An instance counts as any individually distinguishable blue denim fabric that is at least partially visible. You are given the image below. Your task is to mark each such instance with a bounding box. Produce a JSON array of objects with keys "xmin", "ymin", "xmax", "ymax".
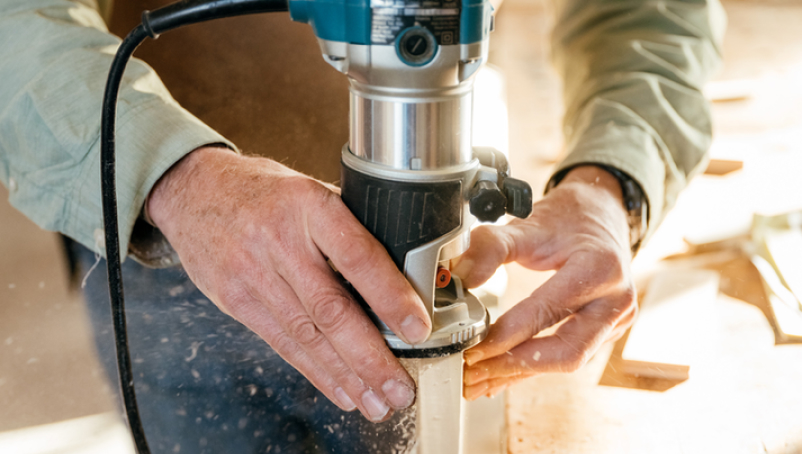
[{"xmin": 71, "ymin": 241, "xmax": 413, "ymax": 454}]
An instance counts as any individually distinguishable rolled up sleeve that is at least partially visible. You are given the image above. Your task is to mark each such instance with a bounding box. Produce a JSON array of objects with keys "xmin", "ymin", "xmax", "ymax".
[{"xmin": 549, "ymin": 0, "xmax": 726, "ymax": 240}]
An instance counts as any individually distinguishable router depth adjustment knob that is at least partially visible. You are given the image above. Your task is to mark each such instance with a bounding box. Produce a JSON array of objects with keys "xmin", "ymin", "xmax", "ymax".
[
  {"xmin": 469, "ymin": 178, "xmax": 534, "ymax": 222},
  {"xmin": 396, "ymin": 27, "xmax": 437, "ymax": 66},
  {"xmin": 469, "ymin": 181, "xmax": 507, "ymax": 223}
]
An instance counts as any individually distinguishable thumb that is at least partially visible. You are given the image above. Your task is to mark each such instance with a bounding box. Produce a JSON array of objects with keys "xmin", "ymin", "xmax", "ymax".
[{"xmin": 451, "ymin": 225, "xmax": 515, "ymax": 288}]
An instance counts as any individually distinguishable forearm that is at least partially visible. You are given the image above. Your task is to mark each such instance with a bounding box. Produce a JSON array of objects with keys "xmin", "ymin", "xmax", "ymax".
[
  {"xmin": 0, "ymin": 0, "xmax": 234, "ymax": 261},
  {"xmin": 550, "ymin": 0, "xmax": 726, "ymax": 240}
]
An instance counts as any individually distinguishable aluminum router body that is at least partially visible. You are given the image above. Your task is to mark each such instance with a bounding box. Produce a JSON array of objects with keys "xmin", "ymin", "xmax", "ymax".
[{"xmin": 349, "ymin": 83, "xmax": 474, "ymax": 170}]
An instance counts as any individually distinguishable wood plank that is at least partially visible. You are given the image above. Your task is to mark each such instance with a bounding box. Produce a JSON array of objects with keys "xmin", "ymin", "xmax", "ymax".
[{"xmin": 620, "ymin": 269, "xmax": 720, "ymax": 379}]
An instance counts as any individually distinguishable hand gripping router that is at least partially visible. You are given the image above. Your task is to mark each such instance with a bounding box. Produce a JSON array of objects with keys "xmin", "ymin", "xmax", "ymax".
[{"xmin": 100, "ymin": 0, "xmax": 531, "ymax": 452}]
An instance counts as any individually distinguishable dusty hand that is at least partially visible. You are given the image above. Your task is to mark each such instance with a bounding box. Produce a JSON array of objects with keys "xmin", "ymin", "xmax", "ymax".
[
  {"xmin": 147, "ymin": 147, "xmax": 432, "ymax": 422},
  {"xmin": 457, "ymin": 166, "xmax": 638, "ymax": 400}
]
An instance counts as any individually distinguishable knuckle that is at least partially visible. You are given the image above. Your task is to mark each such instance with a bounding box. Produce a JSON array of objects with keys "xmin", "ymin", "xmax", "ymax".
[
  {"xmin": 240, "ymin": 220, "xmax": 261, "ymax": 244},
  {"xmin": 220, "ymin": 246, "xmax": 250, "ymax": 272},
  {"xmin": 286, "ymin": 314, "xmax": 321, "ymax": 347},
  {"xmin": 471, "ymin": 225, "xmax": 499, "ymax": 250},
  {"xmin": 575, "ymin": 246, "xmax": 626, "ymax": 294},
  {"xmin": 309, "ymin": 290, "xmax": 352, "ymax": 331},
  {"xmin": 496, "ymin": 228, "xmax": 519, "ymax": 262},
  {"xmin": 336, "ymin": 235, "xmax": 383, "ymax": 276},
  {"xmin": 317, "ymin": 184, "xmax": 342, "ymax": 204},
  {"xmin": 315, "ymin": 202, "xmax": 391, "ymax": 279},
  {"xmin": 215, "ymin": 285, "xmax": 247, "ymax": 311},
  {"xmin": 618, "ymin": 293, "xmax": 638, "ymax": 328},
  {"xmin": 261, "ymin": 225, "xmax": 293, "ymax": 258},
  {"xmin": 327, "ymin": 359, "xmax": 356, "ymax": 381},
  {"xmin": 211, "ymin": 283, "xmax": 262, "ymax": 321},
  {"xmin": 605, "ymin": 283, "xmax": 637, "ymax": 321},
  {"xmin": 309, "ymin": 181, "xmax": 345, "ymax": 216},
  {"xmin": 471, "ymin": 224, "xmax": 494, "ymax": 240},
  {"xmin": 509, "ymin": 357, "xmax": 533, "ymax": 376},
  {"xmin": 562, "ymin": 347, "xmax": 591, "ymax": 373},
  {"xmin": 474, "ymin": 225, "xmax": 517, "ymax": 263},
  {"xmin": 531, "ymin": 302, "xmax": 563, "ymax": 332},
  {"xmin": 271, "ymin": 330, "xmax": 300, "ymax": 355},
  {"xmin": 608, "ymin": 326, "xmax": 627, "ymax": 343},
  {"xmin": 629, "ymin": 298, "xmax": 639, "ymax": 320},
  {"xmin": 619, "ymin": 285, "xmax": 637, "ymax": 308},
  {"xmin": 597, "ymin": 248, "xmax": 625, "ymax": 283},
  {"xmin": 354, "ymin": 339, "xmax": 397, "ymax": 376}
]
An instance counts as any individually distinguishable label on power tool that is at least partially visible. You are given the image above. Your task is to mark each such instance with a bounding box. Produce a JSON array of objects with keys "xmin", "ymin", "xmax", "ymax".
[{"xmin": 371, "ymin": 0, "xmax": 460, "ymax": 46}]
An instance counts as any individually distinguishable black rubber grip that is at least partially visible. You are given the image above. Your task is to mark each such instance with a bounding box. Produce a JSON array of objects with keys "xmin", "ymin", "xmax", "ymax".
[{"xmin": 341, "ymin": 162, "xmax": 462, "ymax": 269}]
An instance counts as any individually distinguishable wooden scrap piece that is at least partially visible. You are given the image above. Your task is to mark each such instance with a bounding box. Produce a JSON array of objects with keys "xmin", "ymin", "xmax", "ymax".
[
  {"xmin": 750, "ymin": 213, "xmax": 802, "ymax": 342},
  {"xmin": 752, "ymin": 255, "xmax": 802, "ymax": 342},
  {"xmin": 703, "ymin": 79, "xmax": 755, "ymax": 102},
  {"xmin": 764, "ymin": 228, "xmax": 802, "ymax": 309},
  {"xmin": 703, "ymin": 159, "xmax": 744, "ymax": 176},
  {"xmin": 620, "ymin": 269, "xmax": 721, "ymax": 380}
]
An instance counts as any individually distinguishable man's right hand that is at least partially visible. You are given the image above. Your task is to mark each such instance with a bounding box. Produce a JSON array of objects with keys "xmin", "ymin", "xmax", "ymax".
[{"xmin": 146, "ymin": 146, "xmax": 432, "ymax": 422}]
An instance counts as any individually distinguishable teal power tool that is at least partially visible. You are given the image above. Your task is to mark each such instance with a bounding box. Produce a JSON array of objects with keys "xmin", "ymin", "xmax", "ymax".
[{"xmin": 101, "ymin": 1, "xmax": 532, "ymax": 452}]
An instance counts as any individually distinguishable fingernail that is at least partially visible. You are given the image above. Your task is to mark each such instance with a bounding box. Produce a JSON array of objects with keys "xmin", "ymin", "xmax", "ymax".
[
  {"xmin": 451, "ymin": 259, "xmax": 474, "ymax": 279},
  {"xmin": 334, "ymin": 387, "xmax": 356, "ymax": 411},
  {"xmin": 464, "ymin": 350, "xmax": 484, "ymax": 366},
  {"xmin": 382, "ymin": 379, "xmax": 415, "ymax": 409},
  {"xmin": 401, "ymin": 315, "xmax": 430, "ymax": 345},
  {"xmin": 361, "ymin": 389, "xmax": 390, "ymax": 422}
]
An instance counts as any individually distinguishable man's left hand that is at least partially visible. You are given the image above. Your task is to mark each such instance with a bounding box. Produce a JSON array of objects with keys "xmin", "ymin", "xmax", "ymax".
[{"xmin": 457, "ymin": 165, "xmax": 639, "ymax": 400}]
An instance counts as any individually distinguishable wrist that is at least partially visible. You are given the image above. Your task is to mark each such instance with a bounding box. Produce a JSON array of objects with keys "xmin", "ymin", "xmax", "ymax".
[
  {"xmin": 146, "ymin": 146, "xmax": 236, "ymax": 231},
  {"xmin": 561, "ymin": 165, "xmax": 625, "ymax": 205},
  {"xmin": 563, "ymin": 165, "xmax": 629, "ymax": 236},
  {"xmin": 551, "ymin": 164, "xmax": 648, "ymax": 255}
]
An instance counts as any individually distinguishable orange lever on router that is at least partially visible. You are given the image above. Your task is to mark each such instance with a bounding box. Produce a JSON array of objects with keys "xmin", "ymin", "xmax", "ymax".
[{"xmin": 435, "ymin": 267, "xmax": 452, "ymax": 288}]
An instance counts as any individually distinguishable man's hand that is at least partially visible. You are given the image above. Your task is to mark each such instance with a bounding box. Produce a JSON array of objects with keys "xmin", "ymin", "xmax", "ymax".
[
  {"xmin": 457, "ymin": 166, "xmax": 638, "ymax": 400},
  {"xmin": 147, "ymin": 147, "xmax": 432, "ymax": 422}
]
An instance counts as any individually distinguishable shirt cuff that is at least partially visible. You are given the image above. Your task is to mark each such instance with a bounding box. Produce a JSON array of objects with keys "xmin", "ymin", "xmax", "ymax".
[
  {"xmin": 65, "ymin": 99, "xmax": 237, "ymax": 268},
  {"xmin": 549, "ymin": 106, "xmax": 668, "ymax": 244}
]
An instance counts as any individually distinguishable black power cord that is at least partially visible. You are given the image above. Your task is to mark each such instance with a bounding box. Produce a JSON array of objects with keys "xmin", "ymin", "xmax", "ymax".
[{"xmin": 100, "ymin": 1, "xmax": 288, "ymax": 453}]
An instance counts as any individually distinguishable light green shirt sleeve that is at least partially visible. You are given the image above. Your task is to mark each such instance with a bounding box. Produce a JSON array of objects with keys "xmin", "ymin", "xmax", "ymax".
[
  {"xmin": 0, "ymin": 0, "xmax": 235, "ymax": 265},
  {"xmin": 549, "ymin": 0, "xmax": 726, "ymax": 241}
]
